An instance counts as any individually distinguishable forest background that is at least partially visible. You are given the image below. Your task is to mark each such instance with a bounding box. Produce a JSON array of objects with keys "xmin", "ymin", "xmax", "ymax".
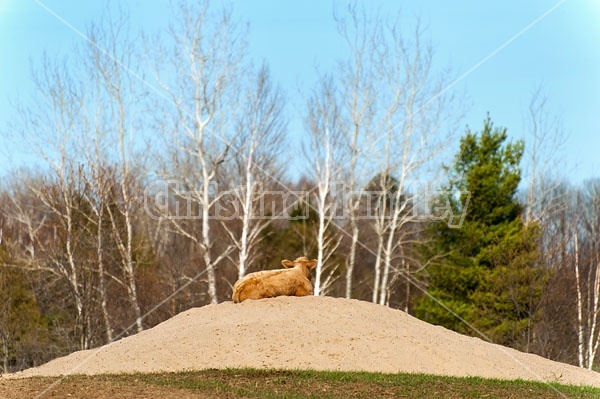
[{"xmin": 0, "ymin": 1, "xmax": 599, "ymax": 374}]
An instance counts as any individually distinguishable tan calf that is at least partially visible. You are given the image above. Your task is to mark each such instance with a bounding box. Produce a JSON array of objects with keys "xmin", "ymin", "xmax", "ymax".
[{"xmin": 232, "ymin": 256, "xmax": 317, "ymax": 303}]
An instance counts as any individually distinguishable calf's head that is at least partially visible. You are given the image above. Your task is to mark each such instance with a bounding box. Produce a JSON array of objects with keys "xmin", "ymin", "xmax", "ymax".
[{"xmin": 281, "ymin": 256, "xmax": 317, "ymax": 278}]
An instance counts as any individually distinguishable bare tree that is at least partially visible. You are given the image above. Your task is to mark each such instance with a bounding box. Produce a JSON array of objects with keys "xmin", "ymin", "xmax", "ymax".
[
  {"xmin": 4, "ymin": 7, "xmax": 153, "ymax": 347},
  {"xmin": 304, "ymin": 78, "xmax": 344, "ymax": 296},
  {"xmin": 373, "ymin": 24, "xmax": 451, "ymax": 305},
  {"xmin": 152, "ymin": 1, "xmax": 246, "ymax": 304},
  {"xmin": 31, "ymin": 173, "xmax": 95, "ymax": 350},
  {"xmin": 80, "ymin": 167, "xmax": 113, "ymax": 342},
  {"xmin": 308, "ymin": 7, "xmax": 459, "ymax": 305},
  {"xmin": 523, "ymin": 86, "xmax": 567, "ymax": 226},
  {"xmin": 519, "ymin": 90, "xmax": 571, "ymax": 362},
  {"xmin": 333, "ymin": 6, "xmax": 378, "ymax": 299},
  {"xmin": 223, "ymin": 65, "xmax": 286, "ymax": 280},
  {"xmin": 331, "ymin": 12, "xmax": 456, "ymax": 305},
  {"xmin": 85, "ymin": 15, "xmax": 148, "ymax": 333},
  {"xmin": 572, "ymin": 183, "xmax": 600, "ymax": 369},
  {"xmin": 7, "ymin": 54, "xmax": 102, "ymax": 349}
]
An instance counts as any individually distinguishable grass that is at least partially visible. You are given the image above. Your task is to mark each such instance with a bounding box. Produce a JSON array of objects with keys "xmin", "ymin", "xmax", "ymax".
[{"xmin": 120, "ymin": 368, "xmax": 600, "ymax": 399}]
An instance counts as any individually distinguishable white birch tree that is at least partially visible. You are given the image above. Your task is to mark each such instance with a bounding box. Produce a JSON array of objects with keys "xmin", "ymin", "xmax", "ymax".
[
  {"xmin": 152, "ymin": 1, "xmax": 244, "ymax": 304},
  {"xmin": 10, "ymin": 58, "xmax": 96, "ymax": 348},
  {"xmin": 334, "ymin": 7, "xmax": 378, "ymax": 299},
  {"xmin": 224, "ymin": 65, "xmax": 286, "ymax": 279},
  {"xmin": 374, "ymin": 24, "xmax": 452, "ymax": 305},
  {"xmin": 85, "ymin": 15, "xmax": 148, "ymax": 334},
  {"xmin": 330, "ymin": 11, "xmax": 457, "ymax": 305},
  {"xmin": 316, "ymin": 7, "xmax": 459, "ymax": 304},
  {"xmin": 305, "ymin": 78, "xmax": 344, "ymax": 296},
  {"xmin": 8, "ymin": 10, "xmax": 152, "ymax": 342},
  {"xmin": 572, "ymin": 184, "xmax": 600, "ymax": 369}
]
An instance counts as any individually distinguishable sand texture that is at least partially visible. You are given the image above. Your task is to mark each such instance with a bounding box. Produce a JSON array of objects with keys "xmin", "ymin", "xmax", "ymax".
[{"xmin": 6, "ymin": 296, "xmax": 600, "ymax": 387}]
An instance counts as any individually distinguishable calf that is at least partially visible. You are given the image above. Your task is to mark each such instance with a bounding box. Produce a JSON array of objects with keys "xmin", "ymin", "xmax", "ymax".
[{"xmin": 232, "ymin": 257, "xmax": 317, "ymax": 303}]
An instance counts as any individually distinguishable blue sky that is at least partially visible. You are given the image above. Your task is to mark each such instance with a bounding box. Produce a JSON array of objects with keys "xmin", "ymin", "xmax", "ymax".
[{"xmin": 0, "ymin": 0, "xmax": 599, "ymax": 184}]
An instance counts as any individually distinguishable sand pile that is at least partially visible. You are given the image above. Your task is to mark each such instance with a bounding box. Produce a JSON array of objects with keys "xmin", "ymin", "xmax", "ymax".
[{"xmin": 6, "ymin": 296, "xmax": 600, "ymax": 387}]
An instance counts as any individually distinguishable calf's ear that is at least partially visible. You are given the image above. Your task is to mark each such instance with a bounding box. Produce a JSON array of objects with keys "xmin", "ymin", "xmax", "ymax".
[
  {"xmin": 306, "ymin": 259, "xmax": 317, "ymax": 269},
  {"xmin": 281, "ymin": 259, "xmax": 295, "ymax": 268}
]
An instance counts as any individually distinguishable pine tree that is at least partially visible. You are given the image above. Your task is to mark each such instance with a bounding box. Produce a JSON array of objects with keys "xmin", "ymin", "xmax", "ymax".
[
  {"xmin": 415, "ymin": 116, "xmax": 545, "ymax": 348},
  {"xmin": 0, "ymin": 247, "xmax": 49, "ymax": 372}
]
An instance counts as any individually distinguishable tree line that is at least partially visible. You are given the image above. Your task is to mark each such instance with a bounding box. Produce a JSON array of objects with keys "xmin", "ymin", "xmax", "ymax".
[{"xmin": 0, "ymin": 1, "xmax": 598, "ymax": 373}]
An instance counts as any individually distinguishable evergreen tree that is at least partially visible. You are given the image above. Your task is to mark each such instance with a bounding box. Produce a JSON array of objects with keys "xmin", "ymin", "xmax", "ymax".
[
  {"xmin": 415, "ymin": 116, "xmax": 545, "ymax": 348},
  {"xmin": 0, "ymin": 247, "xmax": 49, "ymax": 372}
]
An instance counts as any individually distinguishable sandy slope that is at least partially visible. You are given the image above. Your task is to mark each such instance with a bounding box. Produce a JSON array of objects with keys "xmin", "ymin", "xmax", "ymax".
[{"xmin": 5, "ymin": 296, "xmax": 600, "ymax": 387}]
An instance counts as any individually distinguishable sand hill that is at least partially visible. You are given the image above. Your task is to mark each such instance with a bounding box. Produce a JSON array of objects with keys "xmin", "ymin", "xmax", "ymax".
[{"xmin": 6, "ymin": 296, "xmax": 600, "ymax": 387}]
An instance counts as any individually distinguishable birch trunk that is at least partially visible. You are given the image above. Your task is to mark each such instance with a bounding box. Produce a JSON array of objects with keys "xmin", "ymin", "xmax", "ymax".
[
  {"xmin": 306, "ymin": 79, "xmax": 343, "ymax": 297},
  {"xmin": 226, "ymin": 66, "xmax": 285, "ymax": 281},
  {"xmin": 346, "ymin": 224, "xmax": 359, "ymax": 299},
  {"xmin": 153, "ymin": 1, "xmax": 246, "ymax": 304},
  {"xmin": 574, "ymin": 229, "xmax": 585, "ymax": 367}
]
